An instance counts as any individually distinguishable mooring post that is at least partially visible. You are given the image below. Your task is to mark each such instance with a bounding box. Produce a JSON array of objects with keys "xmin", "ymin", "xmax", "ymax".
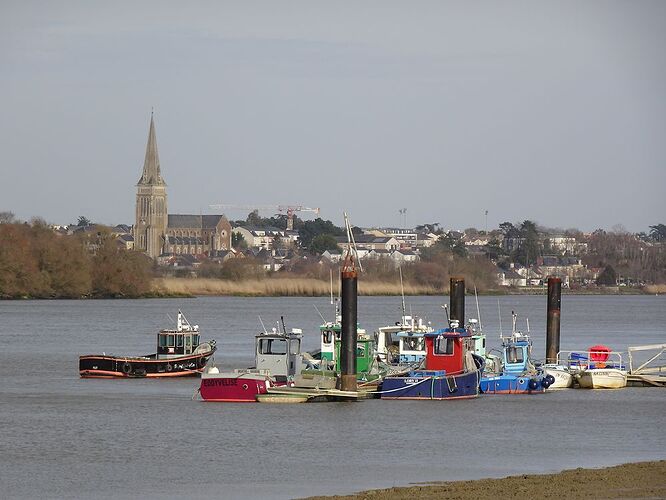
[
  {"xmin": 340, "ymin": 266, "xmax": 358, "ymax": 392},
  {"xmin": 450, "ymin": 277, "xmax": 465, "ymax": 327},
  {"xmin": 546, "ymin": 276, "xmax": 561, "ymax": 364}
]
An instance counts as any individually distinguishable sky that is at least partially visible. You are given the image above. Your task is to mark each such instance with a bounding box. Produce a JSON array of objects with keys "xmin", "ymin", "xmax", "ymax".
[{"xmin": 1, "ymin": 1, "xmax": 664, "ymax": 233}]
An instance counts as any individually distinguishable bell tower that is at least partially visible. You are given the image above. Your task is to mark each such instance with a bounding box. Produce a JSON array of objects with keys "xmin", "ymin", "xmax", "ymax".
[{"xmin": 134, "ymin": 112, "xmax": 168, "ymax": 258}]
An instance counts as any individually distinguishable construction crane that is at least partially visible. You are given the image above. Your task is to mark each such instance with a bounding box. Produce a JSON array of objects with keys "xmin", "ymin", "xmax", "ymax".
[{"xmin": 209, "ymin": 204, "xmax": 320, "ymax": 231}]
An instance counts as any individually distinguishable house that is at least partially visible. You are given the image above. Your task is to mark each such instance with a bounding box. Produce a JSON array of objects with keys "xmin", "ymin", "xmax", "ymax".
[
  {"xmin": 116, "ymin": 233, "xmax": 135, "ymax": 250},
  {"xmin": 233, "ymin": 226, "xmax": 290, "ymax": 250},
  {"xmin": 497, "ymin": 267, "xmax": 527, "ymax": 287},
  {"xmin": 392, "ymin": 249, "xmax": 420, "ymax": 263},
  {"xmin": 336, "ymin": 235, "xmax": 400, "ymax": 252},
  {"xmin": 321, "ymin": 249, "xmax": 343, "ymax": 263}
]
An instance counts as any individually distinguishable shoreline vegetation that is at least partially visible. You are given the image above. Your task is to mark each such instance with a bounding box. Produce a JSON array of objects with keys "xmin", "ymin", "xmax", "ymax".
[
  {"xmin": 150, "ymin": 277, "xmax": 666, "ymax": 298},
  {"xmin": 304, "ymin": 460, "xmax": 666, "ymax": 500}
]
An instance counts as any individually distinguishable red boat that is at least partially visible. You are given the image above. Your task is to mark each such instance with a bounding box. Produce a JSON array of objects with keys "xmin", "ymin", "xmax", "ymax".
[{"xmin": 199, "ymin": 326, "xmax": 303, "ymax": 402}]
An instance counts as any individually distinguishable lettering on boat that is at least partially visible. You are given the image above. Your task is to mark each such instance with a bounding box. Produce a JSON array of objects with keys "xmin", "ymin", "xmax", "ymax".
[
  {"xmin": 404, "ymin": 378, "xmax": 420, "ymax": 384},
  {"xmin": 202, "ymin": 378, "xmax": 238, "ymax": 387}
]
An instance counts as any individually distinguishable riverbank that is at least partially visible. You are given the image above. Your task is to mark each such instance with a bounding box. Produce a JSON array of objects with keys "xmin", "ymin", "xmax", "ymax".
[
  {"xmin": 151, "ymin": 277, "xmax": 663, "ymax": 297},
  {"xmin": 304, "ymin": 460, "xmax": 666, "ymax": 499}
]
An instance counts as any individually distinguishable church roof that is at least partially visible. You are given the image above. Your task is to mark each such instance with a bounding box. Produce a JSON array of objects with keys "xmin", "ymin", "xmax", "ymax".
[
  {"xmin": 137, "ymin": 113, "xmax": 165, "ymax": 186},
  {"xmin": 168, "ymin": 214, "xmax": 229, "ymax": 229}
]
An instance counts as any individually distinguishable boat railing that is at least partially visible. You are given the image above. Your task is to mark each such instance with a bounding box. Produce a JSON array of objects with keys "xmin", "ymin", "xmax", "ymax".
[
  {"xmin": 627, "ymin": 344, "xmax": 666, "ymax": 375},
  {"xmin": 557, "ymin": 350, "xmax": 626, "ymax": 372}
]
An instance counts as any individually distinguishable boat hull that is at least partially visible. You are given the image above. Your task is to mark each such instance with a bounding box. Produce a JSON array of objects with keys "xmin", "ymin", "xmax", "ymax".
[
  {"xmin": 576, "ymin": 369, "xmax": 627, "ymax": 389},
  {"xmin": 200, "ymin": 372, "xmax": 275, "ymax": 402},
  {"xmin": 480, "ymin": 374, "xmax": 546, "ymax": 394},
  {"xmin": 380, "ymin": 370, "xmax": 481, "ymax": 400},
  {"xmin": 79, "ymin": 351, "xmax": 214, "ymax": 378},
  {"xmin": 543, "ymin": 366, "xmax": 574, "ymax": 389}
]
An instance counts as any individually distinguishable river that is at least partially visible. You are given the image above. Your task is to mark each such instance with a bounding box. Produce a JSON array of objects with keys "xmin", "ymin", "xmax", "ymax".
[{"xmin": 1, "ymin": 295, "xmax": 664, "ymax": 499}]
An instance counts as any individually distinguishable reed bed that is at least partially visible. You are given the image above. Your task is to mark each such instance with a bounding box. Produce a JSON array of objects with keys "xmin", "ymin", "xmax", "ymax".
[
  {"xmin": 644, "ymin": 284, "xmax": 666, "ymax": 294},
  {"xmin": 152, "ymin": 277, "xmax": 441, "ymax": 297}
]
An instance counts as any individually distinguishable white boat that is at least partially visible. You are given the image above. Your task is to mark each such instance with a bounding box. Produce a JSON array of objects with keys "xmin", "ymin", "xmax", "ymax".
[
  {"xmin": 561, "ymin": 347, "xmax": 627, "ymax": 389},
  {"xmin": 541, "ymin": 363, "xmax": 574, "ymax": 388},
  {"xmin": 576, "ymin": 368, "xmax": 627, "ymax": 389}
]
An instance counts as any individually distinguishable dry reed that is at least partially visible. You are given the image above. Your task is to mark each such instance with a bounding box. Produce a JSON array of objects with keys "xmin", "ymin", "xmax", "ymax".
[{"xmin": 152, "ymin": 277, "xmax": 441, "ymax": 297}]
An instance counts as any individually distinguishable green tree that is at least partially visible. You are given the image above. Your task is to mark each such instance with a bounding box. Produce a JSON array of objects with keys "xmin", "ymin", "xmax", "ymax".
[
  {"xmin": 231, "ymin": 232, "xmax": 247, "ymax": 250},
  {"xmin": 596, "ymin": 265, "xmax": 617, "ymax": 286},
  {"xmin": 77, "ymin": 216, "xmax": 92, "ymax": 226},
  {"xmin": 649, "ymin": 224, "xmax": 666, "ymax": 242},
  {"xmin": 309, "ymin": 234, "xmax": 339, "ymax": 255},
  {"xmin": 298, "ymin": 218, "xmax": 344, "ymax": 249}
]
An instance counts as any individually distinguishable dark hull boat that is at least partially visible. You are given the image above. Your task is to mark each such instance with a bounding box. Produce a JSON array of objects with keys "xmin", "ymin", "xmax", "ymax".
[
  {"xmin": 79, "ymin": 311, "xmax": 216, "ymax": 378},
  {"xmin": 381, "ymin": 326, "xmax": 485, "ymax": 400}
]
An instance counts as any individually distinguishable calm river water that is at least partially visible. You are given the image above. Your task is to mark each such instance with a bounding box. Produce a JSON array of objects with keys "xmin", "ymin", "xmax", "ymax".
[{"xmin": 1, "ymin": 295, "xmax": 665, "ymax": 499}]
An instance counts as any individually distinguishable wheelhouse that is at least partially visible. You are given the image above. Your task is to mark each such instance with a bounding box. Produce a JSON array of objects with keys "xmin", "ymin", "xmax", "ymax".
[
  {"xmin": 424, "ymin": 327, "xmax": 473, "ymax": 374},
  {"xmin": 255, "ymin": 328, "xmax": 303, "ymax": 382},
  {"xmin": 157, "ymin": 311, "xmax": 201, "ymax": 358}
]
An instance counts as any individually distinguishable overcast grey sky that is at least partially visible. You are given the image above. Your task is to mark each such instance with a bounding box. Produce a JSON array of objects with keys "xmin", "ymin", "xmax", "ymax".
[{"xmin": 1, "ymin": 1, "xmax": 664, "ymax": 232}]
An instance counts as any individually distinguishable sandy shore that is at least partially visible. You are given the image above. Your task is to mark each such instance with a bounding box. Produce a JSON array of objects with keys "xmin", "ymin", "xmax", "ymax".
[{"xmin": 304, "ymin": 461, "xmax": 666, "ymax": 499}]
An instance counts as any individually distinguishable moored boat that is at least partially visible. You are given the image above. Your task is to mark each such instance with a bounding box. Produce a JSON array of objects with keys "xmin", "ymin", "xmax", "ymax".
[
  {"xmin": 380, "ymin": 320, "xmax": 485, "ymax": 400},
  {"xmin": 79, "ymin": 311, "xmax": 216, "ymax": 378},
  {"xmin": 563, "ymin": 346, "xmax": 627, "ymax": 389},
  {"xmin": 479, "ymin": 313, "xmax": 552, "ymax": 394},
  {"xmin": 199, "ymin": 325, "xmax": 304, "ymax": 402}
]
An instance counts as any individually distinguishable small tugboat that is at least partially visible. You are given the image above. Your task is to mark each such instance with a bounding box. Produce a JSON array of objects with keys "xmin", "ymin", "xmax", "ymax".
[
  {"xmin": 479, "ymin": 312, "xmax": 552, "ymax": 394},
  {"xmin": 79, "ymin": 311, "xmax": 216, "ymax": 378},
  {"xmin": 380, "ymin": 319, "xmax": 485, "ymax": 400},
  {"xmin": 199, "ymin": 322, "xmax": 304, "ymax": 402}
]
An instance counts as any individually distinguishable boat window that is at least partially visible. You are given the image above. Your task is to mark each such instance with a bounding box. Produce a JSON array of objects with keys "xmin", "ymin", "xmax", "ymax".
[
  {"xmin": 403, "ymin": 338, "xmax": 424, "ymax": 352},
  {"xmin": 259, "ymin": 338, "xmax": 287, "ymax": 355},
  {"xmin": 159, "ymin": 335, "xmax": 167, "ymax": 347},
  {"xmin": 167, "ymin": 335, "xmax": 175, "ymax": 347},
  {"xmin": 185, "ymin": 335, "xmax": 191, "ymax": 347},
  {"xmin": 176, "ymin": 335, "xmax": 183, "ymax": 347},
  {"xmin": 357, "ymin": 344, "xmax": 366, "ymax": 357},
  {"xmin": 507, "ymin": 347, "xmax": 524, "ymax": 364},
  {"xmin": 289, "ymin": 339, "xmax": 301, "ymax": 355},
  {"xmin": 193, "ymin": 334, "xmax": 200, "ymax": 346},
  {"xmin": 434, "ymin": 337, "xmax": 454, "ymax": 355}
]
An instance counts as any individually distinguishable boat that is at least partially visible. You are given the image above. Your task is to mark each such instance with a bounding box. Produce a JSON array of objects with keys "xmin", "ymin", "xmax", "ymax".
[
  {"xmin": 199, "ymin": 324, "xmax": 304, "ymax": 402},
  {"xmin": 479, "ymin": 312, "xmax": 552, "ymax": 394},
  {"xmin": 79, "ymin": 311, "xmax": 216, "ymax": 378},
  {"xmin": 380, "ymin": 319, "xmax": 485, "ymax": 400},
  {"xmin": 563, "ymin": 346, "xmax": 627, "ymax": 389},
  {"xmin": 375, "ymin": 314, "xmax": 432, "ymax": 364},
  {"xmin": 541, "ymin": 363, "xmax": 574, "ymax": 388}
]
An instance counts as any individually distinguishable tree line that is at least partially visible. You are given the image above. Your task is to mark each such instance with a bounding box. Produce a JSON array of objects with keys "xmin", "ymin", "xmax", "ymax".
[{"xmin": 0, "ymin": 219, "xmax": 153, "ymax": 299}]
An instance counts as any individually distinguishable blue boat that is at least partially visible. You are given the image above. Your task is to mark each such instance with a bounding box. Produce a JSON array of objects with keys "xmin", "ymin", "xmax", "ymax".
[
  {"xmin": 380, "ymin": 320, "xmax": 485, "ymax": 400},
  {"xmin": 480, "ymin": 312, "xmax": 553, "ymax": 394}
]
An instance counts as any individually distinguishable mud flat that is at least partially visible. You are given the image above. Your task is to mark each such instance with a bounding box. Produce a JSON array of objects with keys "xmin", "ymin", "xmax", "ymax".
[{"xmin": 305, "ymin": 461, "xmax": 666, "ymax": 500}]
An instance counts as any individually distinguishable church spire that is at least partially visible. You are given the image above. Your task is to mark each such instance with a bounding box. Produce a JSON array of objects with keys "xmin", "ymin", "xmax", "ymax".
[{"xmin": 137, "ymin": 111, "xmax": 165, "ymax": 185}]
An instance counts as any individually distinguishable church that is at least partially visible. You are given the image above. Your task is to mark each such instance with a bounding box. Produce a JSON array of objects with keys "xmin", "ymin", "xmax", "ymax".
[{"xmin": 133, "ymin": 114, "xmax": 232, "ymax": 259}]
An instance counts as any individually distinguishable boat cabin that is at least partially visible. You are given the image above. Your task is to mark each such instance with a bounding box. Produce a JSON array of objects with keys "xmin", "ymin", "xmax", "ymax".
[
  {"xmin": 423, "ymin": 326, "xmax": 473, "ymax": 374},
  {"xmin": 157, "ymin": 311, "xmax": 201, "ymax": 358},
  {"xmin": 501, "ymin": 334, "xmax": 532, "ymax": 374},
  {"xmin": 397, "ymin": 331, "xmax": 426, "ymax": 363},
  {"xmin": 320, "ymin": 321, "xmax": 367, "ymax": 363},
  {"xmin": 334, "ymin": 336, "xmax": 375, "ymax": 374},
  {"xmin": 255, "ymin": 328, "xmax": 304, "ymax": 382},
  {"xmin": 374, "ymin": 315, "xmax": 433, "ymax": 363}
]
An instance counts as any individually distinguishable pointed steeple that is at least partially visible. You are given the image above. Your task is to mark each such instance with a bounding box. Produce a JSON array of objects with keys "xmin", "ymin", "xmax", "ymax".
[{"xmin": 137, "ymin": 112, "xmax": 165, "ymax": 185}]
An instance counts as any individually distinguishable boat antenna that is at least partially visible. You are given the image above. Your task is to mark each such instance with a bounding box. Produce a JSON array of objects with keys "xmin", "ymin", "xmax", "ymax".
[
  {"xmin": 166, "ymin": 312, "xmax": 174, "ymax": 325},
  {"xmin": 399, "ymin": 266, "xmax": 406, "ymax": 322},
  {"xmin": 281, "ymin": 316, "xmax": 287, "ymax": 335},
  {"xmin": 258, "ymin": 315, "xmax": 268, "ymax": 334},
  {"xmin": 329, "ymin": 268, "xmax": 334, "ymax": 306},
  {"xmin": 497, "ymin": 299, "xmax": 503, "ymax": 338},
  {"xmin": 474, "ymin": 285, "xmax": 483, "ymax": 332},
  {"xmin": 442, "ymin": 304, "xmax": 450, "ymax": 326},
  {"xmin": 313, "ymin": 304, "xmax": 326, "ymax": 323},
  {"xmin": 512, "ymin": 311, "xmax": 517, "ymax": 335},
  {"xmin": 526, "ymin": 316, "xmax": 530, "ymax": 333}
]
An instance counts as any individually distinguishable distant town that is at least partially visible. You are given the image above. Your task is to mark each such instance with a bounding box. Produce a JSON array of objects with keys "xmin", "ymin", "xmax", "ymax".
[{"xmin": 1, "ymin": 114, "xmax": 664, "ymax": 298}]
